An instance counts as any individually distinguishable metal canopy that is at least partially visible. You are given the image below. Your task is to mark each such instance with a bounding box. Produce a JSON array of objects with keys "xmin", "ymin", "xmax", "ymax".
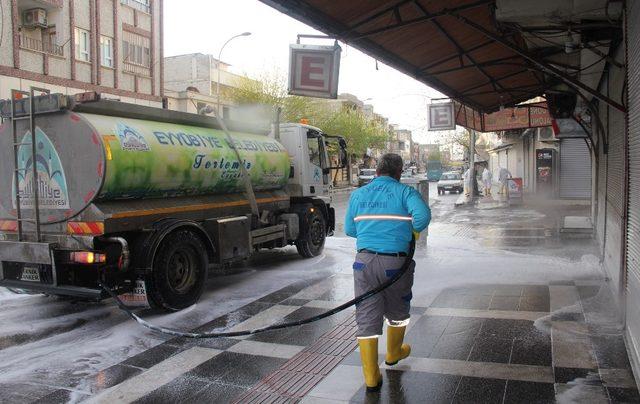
[{"xmin": 260, "ymin": 0, "xmax": 622, "ymax": 113}]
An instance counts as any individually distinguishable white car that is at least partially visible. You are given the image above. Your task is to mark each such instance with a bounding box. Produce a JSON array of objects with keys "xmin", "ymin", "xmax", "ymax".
[
  {"xmin": 437, "ymin": 171, "xmax": 464, "ymax": 194},
  {"xmin": 358, "ymin": 168, "xmax": 376, "ymax": 187},
  {"xmin": 401, "ymin": 169, "xmax": 414, "ymax": 178}
]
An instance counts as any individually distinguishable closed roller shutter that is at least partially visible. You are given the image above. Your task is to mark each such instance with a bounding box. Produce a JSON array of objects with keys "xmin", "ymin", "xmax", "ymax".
[
  {"xmin": 499, "ymin": 149, "xmax": 508, "ymax": 169},
  {"xmin": 560, "ymin": 138, "xmax": 592, "ymax": 199},
  {"xmin": 625, "ymin": 1, "xmax": 640, "ymax": 377},
  {"xmin": 603, "ymin": 44, "xmax": 627, "ymax": 298}
]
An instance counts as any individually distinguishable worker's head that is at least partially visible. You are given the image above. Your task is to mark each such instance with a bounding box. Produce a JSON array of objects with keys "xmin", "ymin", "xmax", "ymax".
[{"xmin": 377, "ymin": 153, "xmax": 404, "ymax": 181}]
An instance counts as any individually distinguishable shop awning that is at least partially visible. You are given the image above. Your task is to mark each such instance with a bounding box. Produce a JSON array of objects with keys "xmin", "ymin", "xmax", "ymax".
[
  {"xmin": 261, "ymin": 0, "xmax": 625, "ymax": 114},
  {"xmin": 261, "ymin": 0, "xmax": 548, "ymax": 113},
  {"xmin": 488, "ymin": 143, "xmax": 514, "ymax": 153}
]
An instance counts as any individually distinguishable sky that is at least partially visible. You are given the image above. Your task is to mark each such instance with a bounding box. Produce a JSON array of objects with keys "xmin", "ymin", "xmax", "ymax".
[{"xmin": 163, "ymin": 0, "xmax": 449, "ymax": 144}]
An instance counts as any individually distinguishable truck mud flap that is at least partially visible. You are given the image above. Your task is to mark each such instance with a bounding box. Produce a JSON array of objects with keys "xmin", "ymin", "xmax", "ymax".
[{"xmin": 0, "ymin": 241, "xmax": 53, "ymax": 265}]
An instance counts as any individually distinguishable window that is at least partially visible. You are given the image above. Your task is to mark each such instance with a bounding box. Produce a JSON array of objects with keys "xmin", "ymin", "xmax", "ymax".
[
  {"xmin": 100, "ymin": 36, "xmax": 114, "ymax": 68},
  {"xmin": 44, "ymin": 26, "xmax": 57, "ymax": 49},
  {"xmin": 222, "ymin": 106, "xmax": 231, "ymax": 119},
  {"xmin": 120, "ymin": 0, "xmax": 151, "ymax": 13},
  {"xmin": 307, "ymin": 137, "xmax": 321, "ymax": 168},
  {"xmin": 74, "ymin": 27, "xmax": 90, "ymax": 62},
  {"xmin": 122, "ymin": 32, "xmax": 150, "ymax": 67}
]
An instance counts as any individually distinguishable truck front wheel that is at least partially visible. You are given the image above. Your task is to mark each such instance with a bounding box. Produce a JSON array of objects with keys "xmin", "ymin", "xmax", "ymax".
[
  {"xmin": 296, "ymin": 208, "xmax": 326, "ymax": 258},
  {"xmin": 145, "ymin": 229, "xmax": 209, "ymax": 311}
]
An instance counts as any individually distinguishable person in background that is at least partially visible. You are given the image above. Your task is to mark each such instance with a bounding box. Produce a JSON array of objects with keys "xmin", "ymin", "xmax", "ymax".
[
  {"xmin": 498, "ymin": 166, "xmax": 511, "ymax": 195},
  {"xmin": 463, "ymin": 167, "xmax": 471, "ymax": 196},
  {"xmin": 344, "ymin": 153, "xmax": 431, "ymax": 392},
  {"xmin": 482, "ymin": 166, "xmax": 493, "ymax": 196}
]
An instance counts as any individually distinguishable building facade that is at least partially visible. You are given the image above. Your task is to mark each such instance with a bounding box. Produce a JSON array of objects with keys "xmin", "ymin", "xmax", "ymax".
[
  {"xmin": 390, "ymin": 127, "xmax": 412, "ymax": 163},
  {"xmin": 487, "ymin": 125, "xmax": 591, "ymax": 200},
  {"xmin": 164, "ymin": 53, "xmax": 251, "ymax": 119},
  {"xmin": 0, "ymin": 0, "xmax": 163, "ymax": 105}
]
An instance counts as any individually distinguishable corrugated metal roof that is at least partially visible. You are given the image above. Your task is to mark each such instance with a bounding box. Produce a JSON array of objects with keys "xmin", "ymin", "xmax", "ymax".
[{"xmin": 261, "ymin": 0, "xmax": 552, "ymax": 113}]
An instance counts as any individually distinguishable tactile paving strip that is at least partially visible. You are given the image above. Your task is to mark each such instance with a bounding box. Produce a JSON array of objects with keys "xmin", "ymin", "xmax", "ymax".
[{"xmin": 232, "ymin": 313, "xmax": 358, "ymax": 403}]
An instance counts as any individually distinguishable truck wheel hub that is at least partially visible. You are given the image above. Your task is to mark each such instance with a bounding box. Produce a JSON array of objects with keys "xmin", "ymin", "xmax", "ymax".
[
  {"xmin": 168, "ymin": 250, "xmax": 196, "ymax": 293},
  {"xmin": 310, "ymin": 218, "xmax": 323, "ymax": 246}
]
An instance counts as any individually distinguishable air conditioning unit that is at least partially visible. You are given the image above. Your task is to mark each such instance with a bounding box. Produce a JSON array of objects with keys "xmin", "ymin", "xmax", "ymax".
[
  {"xmin": 537, "ymin": 127, "xmax": 556, "ymax": 142},
  {"xmin": 23, "ymin": 8, "xmax": 48, "ymax": 29}
]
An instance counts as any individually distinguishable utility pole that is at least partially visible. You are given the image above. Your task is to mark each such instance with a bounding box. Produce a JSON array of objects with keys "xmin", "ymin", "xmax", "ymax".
[
  {"xmin": 469, "ymin": 129, "xmax": 477, "ymax": 198},
  {"xmin": 216, "ymin": 32, "xmax": 251, "ymax": 117}
]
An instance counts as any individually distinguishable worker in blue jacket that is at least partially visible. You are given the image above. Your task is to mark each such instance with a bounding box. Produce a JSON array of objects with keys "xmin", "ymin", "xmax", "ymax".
[{"xmin": 345, "ymin": 153, "xmax": 431, "ymax": 392}]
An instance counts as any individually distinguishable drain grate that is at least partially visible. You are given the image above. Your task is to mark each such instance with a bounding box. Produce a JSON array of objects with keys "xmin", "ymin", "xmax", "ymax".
[{"xmin": 233, "ymin": 313, "xmax": 358, "ymax": 403}]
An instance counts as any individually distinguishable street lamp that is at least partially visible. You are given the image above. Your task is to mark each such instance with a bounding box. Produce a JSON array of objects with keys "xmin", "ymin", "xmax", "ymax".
[{"xmin": 216, "ymin": 31, "xmax": 252, "ymax": 117}]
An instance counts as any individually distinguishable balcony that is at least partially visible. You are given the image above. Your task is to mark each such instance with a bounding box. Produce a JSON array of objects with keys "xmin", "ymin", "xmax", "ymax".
[
  {"xmin": 120, "ymin": 0, "xmax": 150, "ymax": 13},
  {"xmin": 123, "ymin": 62, "xmax": 150, "ymax": 77},
  {"xmin": 19, "ymin": 35, "xmax": 64, "ymax": 57}
]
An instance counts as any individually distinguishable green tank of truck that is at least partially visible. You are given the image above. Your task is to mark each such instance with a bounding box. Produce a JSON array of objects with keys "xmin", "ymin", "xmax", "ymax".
[{"xmin": 0, "ymin": 91, "xmax": 347, "ymax": 310}]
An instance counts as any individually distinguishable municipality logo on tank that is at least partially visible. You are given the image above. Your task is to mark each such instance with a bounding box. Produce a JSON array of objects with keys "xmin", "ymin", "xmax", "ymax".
[
  {"xmin": 12, "ymin": 127, "xmax": 70, "ymax": 210},
  {"xmin": 116, "ymin": 123, "xmax": 150, "ymax": 151}
]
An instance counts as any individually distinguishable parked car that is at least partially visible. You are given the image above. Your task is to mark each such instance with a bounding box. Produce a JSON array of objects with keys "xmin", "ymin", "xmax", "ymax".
[
  {"xmin": 358, "ymin": 168, "xmax": 377, "ymax": 187},
  {"xmin": 401, "ymin": 169, "xmax": 414, "ymax": 178},
  {"xmin": 437, "ymin": 171, "xmax": 464, "ymax": 194}
]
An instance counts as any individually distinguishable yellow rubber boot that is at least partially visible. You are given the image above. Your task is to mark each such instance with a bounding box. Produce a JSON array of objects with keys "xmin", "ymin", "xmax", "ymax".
[
  {"xmin": 385, "ymin": 325, "xmax": 411, "ymax": 366},
  {"xmin": 358, "ymin": 337, "xmax": 382, "ymax": 392}
]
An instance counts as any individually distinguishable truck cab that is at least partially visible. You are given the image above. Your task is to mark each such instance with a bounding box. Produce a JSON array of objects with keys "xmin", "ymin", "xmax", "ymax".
[{"xmin": 277, "ymin": 123, "xmax": 347, "ymax": 199}]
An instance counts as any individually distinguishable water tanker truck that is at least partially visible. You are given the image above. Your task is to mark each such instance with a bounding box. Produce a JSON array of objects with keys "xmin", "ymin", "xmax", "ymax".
[{"xmin": 0, "ymin": 90, "xmax": 347, "ymax": 310}]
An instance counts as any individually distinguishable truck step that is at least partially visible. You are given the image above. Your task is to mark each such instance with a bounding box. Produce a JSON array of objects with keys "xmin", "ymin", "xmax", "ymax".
[{"xmin": 251, "ymin": 224, "xmax": 286, "ymax": 245}]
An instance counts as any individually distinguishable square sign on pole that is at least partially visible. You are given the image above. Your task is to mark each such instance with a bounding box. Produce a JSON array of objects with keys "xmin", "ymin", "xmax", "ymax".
[
  {"xmin": 428, "ymin": 102, "xmax": 455, "ymax": 131},
  {"xmin": 289, "ymin": 43, "xmax": 341, "ymax": 99}
]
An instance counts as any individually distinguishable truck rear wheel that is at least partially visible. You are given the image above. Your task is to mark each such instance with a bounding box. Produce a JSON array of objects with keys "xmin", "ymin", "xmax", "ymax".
[
  {"xmin": 296, "ymin": 208, "xmax": 326, "ymax": 258},
  {"xmin": 145, "ymin": 229, "xmax": 209, "ymax": 311}
]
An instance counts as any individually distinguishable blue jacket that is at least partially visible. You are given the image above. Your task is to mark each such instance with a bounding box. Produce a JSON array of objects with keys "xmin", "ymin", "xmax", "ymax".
[{"xmin": 345, "ymin": 175, "xmax": 431, "ymax": 253}]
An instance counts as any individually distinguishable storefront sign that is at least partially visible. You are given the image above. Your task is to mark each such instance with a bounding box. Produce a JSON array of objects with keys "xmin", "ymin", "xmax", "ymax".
[
  {"xmin": 453, "ymin": 102, "xmax": 552, "ymax": 132},
  {"xmin": 428, "ymin": 102, "xmax": 455, "ymax": 131},
  {"xmin": 288, "ymin": 44, "xmax": 341, "ymax": 99}
]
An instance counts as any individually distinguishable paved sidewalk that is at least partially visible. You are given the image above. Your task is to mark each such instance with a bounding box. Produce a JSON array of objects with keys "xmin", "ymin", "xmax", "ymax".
[
  {"xmin": 301, "ymin": 203, "xmax": 639, "ymax": 403},
  {"xmin": 303, "ymin": 282, "xmax": 638, "ymax": 403}
]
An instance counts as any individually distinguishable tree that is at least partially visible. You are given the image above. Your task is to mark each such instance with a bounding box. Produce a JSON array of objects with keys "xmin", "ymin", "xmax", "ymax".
[
  {"xmin": 225, "ymin": 71, "xmax": 314, "ymax": 123},
  {"xmin": 226, "ymin": 71, "xmax": 391, "ymax": 156},
  {"xmin": 450, "ymin": 128, "xmax": 470, "ymax": 152},
  {"xmin": 427, "ymin": 148, "xmax": 442, "ymax": 162},
  {"xmin": 308, "ymin": 107, "xmax": 389, "ymax": 156}
]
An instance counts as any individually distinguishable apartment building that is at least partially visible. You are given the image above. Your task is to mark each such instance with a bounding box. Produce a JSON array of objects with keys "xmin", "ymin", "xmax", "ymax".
[
  {"xmin": 164, "ymin": 53, "xmax": 253, "ymax": 119},
  {"xmin": 390, "ymin": 127, "xmax": 413, "ymax": 163},
  {"xmin": 0, "ymin": 0, "xmax": 163, "ymax": 106}
]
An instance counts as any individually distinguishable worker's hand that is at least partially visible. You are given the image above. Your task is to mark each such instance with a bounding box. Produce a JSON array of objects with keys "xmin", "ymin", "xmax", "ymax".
[{"xmin": 412, "ymin": 230, "xmax": 421, "ymax": 241}]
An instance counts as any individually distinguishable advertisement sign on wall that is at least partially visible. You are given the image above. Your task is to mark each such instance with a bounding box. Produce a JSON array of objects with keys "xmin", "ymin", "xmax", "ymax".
[
  {"xmin": 288, "ymin": 44, "xmax": 341, "ymax": 99},
  {"xmin": 508, "ymin": 177, "xmax": 524, "ymax": 200}
]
